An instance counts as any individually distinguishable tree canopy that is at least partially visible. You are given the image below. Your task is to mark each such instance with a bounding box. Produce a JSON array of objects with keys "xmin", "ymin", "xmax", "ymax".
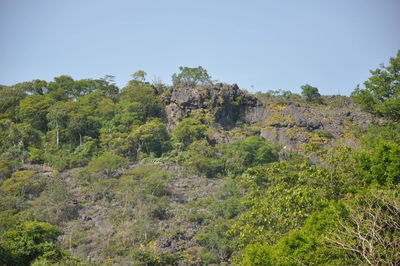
[
  {"xmin": 0, "ymin": 61, "xmax": 399, "ymax": 265},
  {"xmin": 171, "ymin": 66, "xmax": 212, "ymax": 88},
  {"xmin": 352, "ymin": 50, "xmax": 400, "ymax": 121},
  {"xmin": 301, "ymin": 84, "xmax": 322, "ymax": 103}
]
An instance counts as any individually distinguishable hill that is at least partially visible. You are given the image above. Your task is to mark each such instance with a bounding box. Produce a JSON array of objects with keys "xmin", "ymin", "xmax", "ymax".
[{"xmin": 0, "ymin": 54, "xmax": 399, "ymax": 265}]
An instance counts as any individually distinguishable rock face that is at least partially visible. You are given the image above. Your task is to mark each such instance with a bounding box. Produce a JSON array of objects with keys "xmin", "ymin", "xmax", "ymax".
[
  {"xmin": 161, "ymin": 84, "xmax": 377, "ymax": 149},
  {"xmin": 162, "ymin": 83, "xmax": 268, "ymax": 128}
]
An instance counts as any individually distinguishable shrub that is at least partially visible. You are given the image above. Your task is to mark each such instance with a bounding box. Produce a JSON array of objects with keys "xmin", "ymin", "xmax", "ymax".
[
  {"xmin": 172, "ymin": 118, "xmax": 207, "ymax": 147},
  {"xmin": 301, "ymin": 84, "xmax": 323, "ymax": 104},
  {"xmin": 1, "ymin": 222, "xmax": 65, "ymax": 265},
  {"xmin": 87, "ymin": 152, "xmax": 128, "ymax": 177},
  {"xmin": 224, "ymin": 136, "xmax": 279, "ymax": 174}
]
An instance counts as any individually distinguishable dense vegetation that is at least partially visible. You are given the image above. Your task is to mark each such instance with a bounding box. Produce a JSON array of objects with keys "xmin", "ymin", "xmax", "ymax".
[{"xmin": 0, "ymin": 52, "xmax": 399, "ymax": 265}]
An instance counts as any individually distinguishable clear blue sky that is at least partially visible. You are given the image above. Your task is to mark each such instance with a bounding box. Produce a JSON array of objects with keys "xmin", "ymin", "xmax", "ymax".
[{"xmin": 0, "ymin": 0, "xmax": 399, "ymax": 95}]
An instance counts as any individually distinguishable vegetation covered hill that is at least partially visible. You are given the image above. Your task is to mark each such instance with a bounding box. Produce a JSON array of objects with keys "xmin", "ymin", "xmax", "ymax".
[{"xmin": 0, "ymin": 52, "xmax": 399, "ymax": 265}]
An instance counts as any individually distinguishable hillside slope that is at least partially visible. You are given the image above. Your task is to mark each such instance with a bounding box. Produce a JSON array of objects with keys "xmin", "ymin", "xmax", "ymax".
[{"xmin": 1, "ymin": 71, "xmax": 399, "ymax": 265}]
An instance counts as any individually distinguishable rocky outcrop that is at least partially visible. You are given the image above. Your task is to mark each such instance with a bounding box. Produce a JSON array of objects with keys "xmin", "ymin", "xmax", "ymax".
[
  {"xmin": 162, "ymin": 83, "xmax": 268, "ymax": 128},
  {"xmin": 161, "ymin": 84, "xmax": 377, "ymax": 149}
]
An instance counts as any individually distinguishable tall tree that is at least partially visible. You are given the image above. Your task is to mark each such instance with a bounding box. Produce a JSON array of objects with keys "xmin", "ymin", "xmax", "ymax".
[
  {"xmin": 47, "ymin": 101, "xmax": 71, "ymax": 149},
  {"xmin": 352, "ymin": 50, "xmax": 400, "ymax": 121},
  {"xmin": 131, "ymin": 119, "xmax": 170, "ymax": 156},
  {"xmin": 17, "ymin": 95, "xmax": 54, "ymax": 132},
  {"xmin": 301, "ymin": 84, "xmax": 322, "ymax": 103},
  {"xmin": 172, "ymin": 66, "xmax": 212, "ymax": 88}
]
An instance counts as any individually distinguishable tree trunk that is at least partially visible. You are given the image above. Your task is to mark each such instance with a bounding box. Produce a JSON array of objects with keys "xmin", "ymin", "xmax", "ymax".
[{"xmin": 56, "ymin": 121, "xmax": 59, "ymax": 149}]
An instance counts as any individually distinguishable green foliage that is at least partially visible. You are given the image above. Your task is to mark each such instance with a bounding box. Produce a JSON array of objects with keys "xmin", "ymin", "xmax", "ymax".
[
  {"xmin": 1, "ymin": 66, "xmax": 399, "ymax": 265},
  {"xmin": 172, "ymin": 118, "xmax": 208, "ymax": 147},
  {"xmin": 171, "ymin": 66, "xmax": 211, "ymax": 88},
  {"xmin": 315, "ymin": 129, "xmax": 334, "ymax": 139},
  {"xmin": 224, "ymin": 136, "xmax": 279, "ymax": 174},
  {"xmin": 17, "ymin": 95, "xmax": 54, "ymax": 131},
  {"xmin": 352, "ymin": 50, "xmax": 400, "ymax": 121},
  {"xmin": 130, "ymin": 241, "xmax": 181, "ymax": 265},
  {"xmin": 25, "ymin": 177, "xmax": 79, "ymax": 225},
  {"xmin": 301, "ymin": 84, "xmax": 322, "ymax": 104},
  {"xmin": 326, "ymin": 189, "xmax": 400, "ymax": 265},
  {"xmin": 69, "ymin": 136, "xmax": 99, "ymax": 167},
  {"xmin": 197, "ymin": 218, "xmax": 236, "ymax": 262},
  {"xmin": 242, "ymin": 189, "xmax": 400, "ymax": 265},
  {"xmin": 356, "ymin": 139, "xmax": 400, "ymax": 186},
  {"xmin": 228, "ymin": 160, "xmax": 332, "ymax": 249},
  {"xmin": 0, "ymin": 170, "xmax": 45, "ymax": 198},
  {"xmin": 115, "ymin": 166, "xmax": 171, "ymax": 219},
  {"xmin": 128, "ymin": 70, "xmax": 147, "ymax": 86},
  {"xmin": 131, "ymin": 119, "xmax": 170, "ymax": 157},
  {"xmin": 13, "ymin": 79, "xmax": 48, "ymax": 95},
  {"xmin": 0, "ymin": 120, "xmax": 43, "ymax": 161},
  {"xmin": 254, "ymin": 89, "xmax": 302, "ymax": 104},
  {"xmin": 0, "ymin": 159, "xmax": 20, "ymax": 181},
  {"xmin": 46, "ymin": 75, "xmax": 118, "ymax": 100},
  {"xmin": 177, "ymin": 137, "xmax": 279, "ymax": 178},
  {"xmin": 87, "ymin": 152, "xmax": 128, "ymax": 177},
  {"xmin": 183, "ymin": 140, "xmax": 225, "ymax": 178},
  {"xmin": 121, "ymin": 83, "xmax": 163, "ymax": 118},
  {"xmin": 0, "ymin": 85, "xmax": 26, "ymax": 120},
  {"xmin": 241, "ymin": 204, "xmax": 349, "ymax": 265},
  {"xmin": 1, "ymin": 221, "xmax": 65, "ymax": 266}
]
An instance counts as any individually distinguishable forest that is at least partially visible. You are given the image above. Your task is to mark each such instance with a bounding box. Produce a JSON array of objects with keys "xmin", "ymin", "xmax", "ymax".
[{"xmin": 0, "ymin": 51, "xmax": 399, "ymax": 265}]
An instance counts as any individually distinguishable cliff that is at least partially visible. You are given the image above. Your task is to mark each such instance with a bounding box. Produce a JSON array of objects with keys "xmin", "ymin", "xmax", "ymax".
[{"xmin": 161, "ymin": 83, "xmax": 377, "ymax": 149}]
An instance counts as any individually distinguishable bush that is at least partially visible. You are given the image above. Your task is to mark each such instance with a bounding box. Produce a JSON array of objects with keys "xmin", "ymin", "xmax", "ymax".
[
  {"xmin": 352, "ymin": 50, "xmax": 400, "ymax": 121},
  {"xmin": 172, "ymin": 118, "xmax": 207, "ymax": 147},
  {"xmin": 1, "ymin": 222, "xmax": 65, "ymax": 265},
  {"xmin": 315, "ymin": 129, "xmax": 334, "ymax": 139},
  {"xmin": 0, "ymin": 170, "xmax": 45, "ymax": 199},
  {"xmin": 301, "ymin": 84, "xmax": 323, "ymax": 104},
  {"xmin": 171, "ymin": 66, "xmax": 211, "ymax": 88},
  {"xmin": 0, "ymin": 159, "xmax": 20, "ymax": 181},
  {"xmin": 88, "ymin": 152, "xmax": 128, "ymax": 177},
  {"xmin": 184, "ymin": 140, "xmax": 225, "ymax": 178},
  {"xmin": 224, "ymin": 136, "xmax": 279, "ymax": 174}
]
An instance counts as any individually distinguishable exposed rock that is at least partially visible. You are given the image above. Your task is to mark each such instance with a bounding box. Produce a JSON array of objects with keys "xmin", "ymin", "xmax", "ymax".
[
  {"xmin": 162, "ymin": 83, "xmax": 267, "ymax": 128},
  {"xmin": 162, "ymin": 84, "xmax": 377, "ymax": 150}
]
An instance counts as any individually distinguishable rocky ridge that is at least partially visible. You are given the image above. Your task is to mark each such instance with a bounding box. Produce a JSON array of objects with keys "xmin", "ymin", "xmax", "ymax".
[{"xmin": 162, "ymin": 83, "xmax": 376, "ymax": 149}]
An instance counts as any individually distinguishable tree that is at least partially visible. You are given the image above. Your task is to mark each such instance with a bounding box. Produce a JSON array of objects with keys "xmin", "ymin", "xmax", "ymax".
[
  {"xmin": 0, "ymin": 120, "xmax": 43, "ymax": 161},
  {"xmin": 301, "ymin": 84, "xmax": 322, "ymax": 103},
  {"xmin": 184, "ymin": 140, "xmax": 225, "ymax": 178},
  {"xmin": 1, "ymin": 221, "xmax": 65, "ymax": 265},
  {"xmin": 172, "ymin": 118, "xmax": 207, "ymax": 147},
  {"xmin": 326, "ymin": 190, "xmax": 400, "ymax": 266},
  {"xmin": 128, "ymin": 70, "xmax": 147, "ymax": 86},
  {"xmin": 131, "ymin": 119, "xmax": 170, "ymax": 156},
  {"xmin": 121, "ymin": 83, "xmax": 163, "ymax": 119},
  {"xmin": 17, "ymin": 95, "xmax": 54, "ymax": 131},
  {"xmin": 228, "ymin": 160, "xmax": 331, "ymax": 249},
  {"xmin": 352, "ymin": 50, "xmax": 400, "ymax": 121},
  {"xmin": 27, "ymin": 177, "xmax": 79, "ymax": 225},
  {"xmin": 47, "ymin": 101, "xmax": 72, "ymax": 149},
  {"xmin": 13, "ymin": 80, "xmax": 48, "ymax": 95},
  {"xmin": 224, "ymin": 136, "xmax": 279, "ymax": 174},
  {"xmin": 171, "ymin": 66, "xmax": 211, "ymax": 88},
  {"xmin": 240, "ymin": 204, "xmax": 350, "ymax": 265},
  {"xmin": 98, "ymin": 75, "xmax": 119, "ymax": 97},
  {"xmin": 0, "ymin": 170, "xmax": 43, "ymax": 198},
  {"xmin": 0, "ymin": 85, "xmax": 26, "ymax": 120},
  {"xmin": 356, "ymin": 139, "xmax": 400, "ymax": 187}
]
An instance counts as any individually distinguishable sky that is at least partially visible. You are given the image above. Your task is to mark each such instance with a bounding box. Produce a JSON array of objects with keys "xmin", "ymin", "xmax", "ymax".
[{"xmin": 0, "ymin": 0, "xmax": 399, "ymax": 95}]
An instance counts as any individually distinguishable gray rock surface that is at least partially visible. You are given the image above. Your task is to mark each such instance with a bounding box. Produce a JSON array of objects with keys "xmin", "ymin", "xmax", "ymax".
[
  {"xmin": 162, "ymin": 84, "xmax": 378, "ymax": 149},
  {"xmin": 162, "ymin": 83, "xmax": 267, "ymax": 128}
]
